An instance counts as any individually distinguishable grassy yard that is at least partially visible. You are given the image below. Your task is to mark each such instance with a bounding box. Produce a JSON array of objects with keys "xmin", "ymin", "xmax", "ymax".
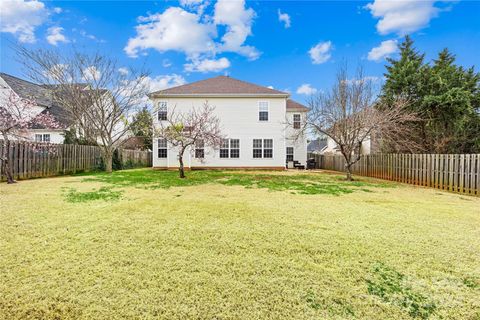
[{"xmin": 0, "ymin": 169, "xmax": 479, "ymax": 319}]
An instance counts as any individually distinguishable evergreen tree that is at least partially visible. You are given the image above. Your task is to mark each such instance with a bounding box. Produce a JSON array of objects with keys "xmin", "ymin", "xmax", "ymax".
[
  {"xmin": 130, "ymin": 106, "xmax": 153, "ymax": 150},
  {"xmin": 422, "ymin": 49, "xmax": 480, "ymax": 152},
  {"xmin": 382, "ymin": 35, "xmax": 426, "ymax": 108},
  {"xmin": 380, "ymin": 37, "xmax": 480, "ymax": 153}
]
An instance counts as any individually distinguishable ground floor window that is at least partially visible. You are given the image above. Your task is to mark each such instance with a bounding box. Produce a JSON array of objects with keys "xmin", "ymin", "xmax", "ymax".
[
  {"xmin": 220, "ymin": 139, "xmax": 240, "ymax": 158},
  {"xmin": 286, "ymin": 147, "xmax": 294, "ymax": 162},
  {"xmin": 158, "ymin": 138, "xmax": 167, "ymax": 158},
  {"xmin": 253, "ymin": 139, "xmax": 273, "ymax": 158},
  {"xmin": 35, "ymin": 134, "xmax": 51, "ymax": 143},
  {"xmin": 195, "ymin": 140, "xmax": 204, "ymax": 159}
]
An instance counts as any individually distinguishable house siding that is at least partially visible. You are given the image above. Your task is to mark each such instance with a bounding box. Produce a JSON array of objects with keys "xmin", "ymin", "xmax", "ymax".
[{"xmin": 151, "ymin": 96, "xmax": 307, "ymax": 169}]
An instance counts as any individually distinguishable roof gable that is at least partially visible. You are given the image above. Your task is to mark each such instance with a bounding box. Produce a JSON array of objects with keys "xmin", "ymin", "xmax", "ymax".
[
  {"xmin": 149, "ymin": 75, "xmax": 288, "ymax": 96},
  {"xmin": 1, "ymin": 72, "xmax": 53, "ymax": 107},
  {"xmin": 286, "ymin": 99, "xmax": 309, "ymax": 112},
  {"xmin": 0, "ymin": 73, "xmax": 72, "ymax": 127}
]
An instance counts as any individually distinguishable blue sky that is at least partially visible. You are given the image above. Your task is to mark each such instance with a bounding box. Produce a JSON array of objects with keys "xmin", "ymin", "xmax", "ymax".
[{"xmin": 1, "ymin": 0, "xmax": 479, "ymax": 103}]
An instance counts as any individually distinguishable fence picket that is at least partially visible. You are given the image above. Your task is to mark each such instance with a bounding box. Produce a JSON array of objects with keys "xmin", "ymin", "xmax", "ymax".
[
  {"xmin": 309, "ymin": 152, "xmax": 479, "ymax": 196},
  {"xmin": 1, "ymin": 140, "xmax": 152, "ymax": 182}
]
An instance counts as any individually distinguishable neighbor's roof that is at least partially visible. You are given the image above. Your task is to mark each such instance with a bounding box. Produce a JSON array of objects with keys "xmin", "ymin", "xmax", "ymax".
[
  {"xmin": 0, "ymin": 73, "xmax": 72, "ymax": 128},
  {"xmin": 1, "ymin": 72, "xmax": 53, "ymax": 107},
  {"xmin": 149, "ymin": 75, "xmax": 289, "ymax": 97},
  {"xmin": 308, "ymin": 138, "xmax": 327, "ymax": 152},
  {"xmin": 286, "ymin": 99, "xmax": 309, "ymax": 112}
]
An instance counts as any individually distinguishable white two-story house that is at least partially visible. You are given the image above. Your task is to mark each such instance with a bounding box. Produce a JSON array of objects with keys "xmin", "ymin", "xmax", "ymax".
[{"xmin": 149, "ymin": 76, "xmax": 308, "ymax": 170}]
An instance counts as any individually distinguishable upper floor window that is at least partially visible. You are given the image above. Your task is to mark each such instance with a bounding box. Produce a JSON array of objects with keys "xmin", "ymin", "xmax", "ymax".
[
  {"xmin": 220, "ymin": 139, "xmax": 240, "ymax": 158},
  {"xmin": 157, "ymin": 101, "xmax": 167, "ymax": 121},
  {"xmin": 253, "ymin": 139, "xmax": 273, "ymax": 158},
  {"xmin": 293, "ymin": 114, "xmax": 301, "ymax": 129},
  {"xmin": 195, "ymin": 140, "xmax": 204, "ymax": 159},
  {"xmin": 35, "ymin": 134, "xmax": 50, "ymax": 143},
  {"xmin": 158, "ymin": 138, "xmax": 167, "ymax": 158},
  {"xmin": 258, "ymin": 101, "xmax": 269, "ymax": 121}
]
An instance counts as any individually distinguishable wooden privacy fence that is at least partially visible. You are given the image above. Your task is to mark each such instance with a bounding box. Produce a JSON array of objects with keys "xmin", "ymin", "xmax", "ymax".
[
  {"xmin": 119, "ymin": 149, "xmax": 152, "ymax": 168},
  {"xmin": 0, "ymin": 140, "xmax": 152, "ymax": 181},
  {"xmin": 308, "ymin": 153, "xmax": 480, "ymax": 196}
]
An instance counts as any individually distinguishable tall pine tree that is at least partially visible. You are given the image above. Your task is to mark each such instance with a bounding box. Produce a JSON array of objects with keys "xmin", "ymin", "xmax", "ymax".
[
  {"xmin": 381, "ymin": 37, "xmax": 480, "ymax": 153},
  {"xmin": 422, "ymin": 49, "xmax": 480, "ymax": 152}
]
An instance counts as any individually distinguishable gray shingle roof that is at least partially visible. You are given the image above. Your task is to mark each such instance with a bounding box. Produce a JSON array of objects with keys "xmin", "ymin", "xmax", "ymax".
[
  {"xmin": 149, "ymin": 75, "xmax": 289, "ymax": 96},
  {"xmin": 1, "ymin": 72, "xmax": 53, "ymax": 107},
  {"xmin": 1, "ymin": 73, "xmax": 72, "ymax": 128},
  {"xmin": 308, "ymin": 138, "xmax": 327, "ymax": 152}
]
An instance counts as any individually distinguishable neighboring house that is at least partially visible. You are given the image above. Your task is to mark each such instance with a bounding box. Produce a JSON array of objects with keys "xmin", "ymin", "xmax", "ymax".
[
  {"xmin": 322, "ymin": 136, "xmax": 376, "ymax": 155},
  {"xmin": 307, "ymin": 138, "xmax": 327, "ymax": 154},
  {"xmin": 149, "ymin": 76, "xmax": 309, "ymax": 170},
  {"xmin": 0, "ymin": 73, "xmax": 71, "ymax": 143}
]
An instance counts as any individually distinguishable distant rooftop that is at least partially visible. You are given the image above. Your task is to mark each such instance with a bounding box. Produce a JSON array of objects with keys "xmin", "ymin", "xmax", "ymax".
[{"xmin": 149, "ymin": 75, "xmax": 289, "ymax": 96}]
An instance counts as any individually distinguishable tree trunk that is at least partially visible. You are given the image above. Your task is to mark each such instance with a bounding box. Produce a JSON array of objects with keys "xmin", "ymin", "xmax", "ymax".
[
  {"xmin": 1, "ymin": 136, "xmax": 16, "ymax": 184},
  {"xmin": 345, "ymin": 166, "xmax": 353, "ymax": 181},
  {"xmin": 178, "ymin": 154, "xmax": 185, "ymax": 178},
  {"xmin": 102, "ymin": 148, "xmax": 114, "ymax": 173},
  {"xmin": 342, "ymin": 152, "xmax": 354, "ymax": 181}
]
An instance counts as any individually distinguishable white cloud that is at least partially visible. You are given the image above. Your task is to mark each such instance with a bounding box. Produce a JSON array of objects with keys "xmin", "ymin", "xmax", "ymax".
[
  {"xmin": 118, "ymin": 67, "xmax": 129, "ymax": 75},
  {"xmin": 214, "ymin": 0, "xmax": 259, "ymax": 60},
  {"xmin": 278, "ymin": 9, "xmax": 291, "ymax": 28},
  {"xmin": 43, "ymin": 63, "xmax": 70, "ymax": 82},
  {"xmin": 179, "ymin": 0, "xmax": 203, "ymax": 6},
  {"xmin": 184, "ymin": 57, "xmax": 230, "ymax": 73},
  {"xmin": 367, "ymin": 39, "xmax": 398, "ymax": 61},
  {"xmin": 125, "ymin": 7, "xmax": 216, "ymax": 58},
  {"xmin": 162, "ymin": 59, "xmax": 172, "ymax": 68},
  {"xmin": 267, "ymin": 85, "xmax": 274, "ymax": 89},
  {"xmin": 366, "ymin": 0, "xmax": 443, "ymax": 35},
  {"xmin": 309, "ymin": 41, "xmax": 333, "ymax": 64},
  {"xmin": 0, "ymin": 0, "xmax": 49, "ymax": 43},
  {"xmin": 143, "ymin": 74, "xmax": 186, "ymax": 92},
  {"xmin": 126, "ymin": 1, "xmax": 260, "ymax": 63},
  {"xmin": 344, "ymin": 76, "xmax": 382, "ymax": 85},
  {"xmin": 296, "ymin": 84, "xmax": 317, "ymax": 95},
  {"xmin": 79, "ymin": 29, "xmax": 104, "ymax": 43},
  {"xmin": 46, "ymin": 26, "xmax": 68, "ymax": 46},
  {"xmin": 53, "ymin": 7, "xmax": 62, "ymax": 14},
  {"xmin": 83, "ymin": 66, "xmax": 101, "ymax": 81}
]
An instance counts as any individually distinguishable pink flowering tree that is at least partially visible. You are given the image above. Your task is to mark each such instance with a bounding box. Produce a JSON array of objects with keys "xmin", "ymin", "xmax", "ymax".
[{"xmin": 0, "ymin": 91, "xmax": 59, "ymax": 184}]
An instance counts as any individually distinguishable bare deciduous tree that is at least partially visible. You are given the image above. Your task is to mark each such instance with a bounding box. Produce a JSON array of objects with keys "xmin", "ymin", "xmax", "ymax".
[
  {"xmin": 155, "ymin": 102, "xmax": 224, "ymax": 178},
  {"xmin": 300, "ymin": 66, "xmax": 419, "ymax": 180},
  {"xmin": 15, "ymin": 46, "xmax": 149, "ymax": 173},
  {"xmin": 0, "ymin": 91, "xmax": 59, "ymax": 183}
]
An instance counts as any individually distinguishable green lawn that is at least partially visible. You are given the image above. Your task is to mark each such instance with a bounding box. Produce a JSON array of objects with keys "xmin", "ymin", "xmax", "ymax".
[{"xmin": 1, "ymin": 169, "xmax": 479, "ymax": 319}]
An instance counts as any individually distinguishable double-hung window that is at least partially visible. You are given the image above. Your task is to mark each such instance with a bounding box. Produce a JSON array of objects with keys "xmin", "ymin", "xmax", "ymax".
[
  {"xmin": 293, "ymin": 114, "xmax": 301, "ymax": 129},
  {"xmin": 220, "ymin": 139, "xmax": 240, "ymax": 158},
  {"xmin": 35, "ymin": 134, "xmax": 50, "ymax": 143},
  {"xmin": 157, "ymin": 101, "xmax": 167, "ymax": 121},
  {"xmin": 286, "ymin": 147, "xmax": 294, "ymax": 162},
  {"xmin": 157, "ymin": 138, "xmax": 167, "ymax": 158},
  {"xmin": 195, "ymin": 140, "xmax": 204, "ymax": 159},
  {"xmin": 253, "ymin": 139, "xmax": 273, "ymax": 158},
  {"xmin": 258, "ymin": 101, "xmax": 269, "ymax": 121}
]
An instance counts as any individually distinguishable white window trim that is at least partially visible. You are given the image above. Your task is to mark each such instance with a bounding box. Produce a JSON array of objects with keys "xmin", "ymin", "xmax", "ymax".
[
  {"xmin": 35, "ymin": 133, "xmax": 51, "ymax": 143},
  {"xmin": 293, "ymin": 113, "xmax": 301, "ymax": 129},
  {"xmin": 157, "ymin": 138, "xmax": 167, "ymax": 158},
  {"xmin": 220, "ymin": 138, "xmax": 240, "ymax": 159},
  {"xmin": 252, "ymin": 138, "xmax": 274, "ymax": 159},
  {"xmin": 258, "ymin": 101, "xmax": 269, "ymax": 122},
  {"xmin": 157, "ymin": 101, "xmax": 168, "ymax": 121},
  {"xmin": 286, "ymin": 147, "xmax": 294, "ymax": 162},
  {"xmin": 194, "ymin": 140, "xmax": 205, "ymax": 159}
]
